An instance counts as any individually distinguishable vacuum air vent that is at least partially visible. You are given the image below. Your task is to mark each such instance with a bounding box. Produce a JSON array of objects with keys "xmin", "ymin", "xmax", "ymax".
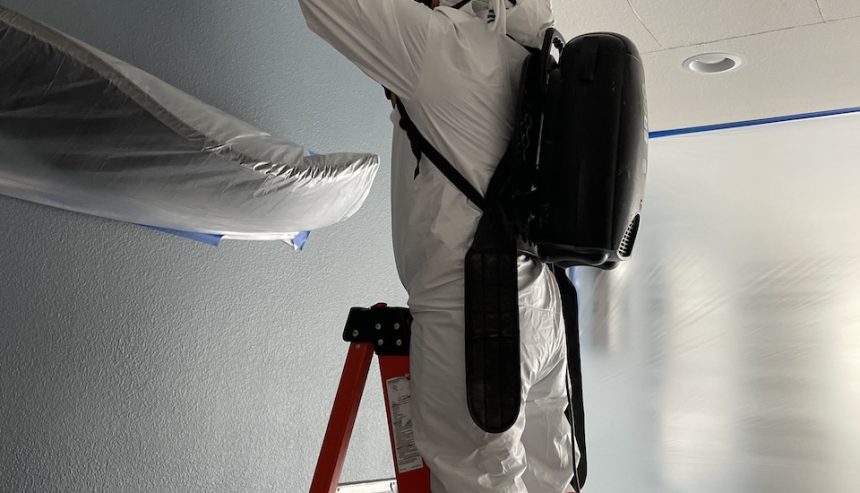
[{"xmin": 618, "ymin": 214, "xmax": 640, "ymax": 258}]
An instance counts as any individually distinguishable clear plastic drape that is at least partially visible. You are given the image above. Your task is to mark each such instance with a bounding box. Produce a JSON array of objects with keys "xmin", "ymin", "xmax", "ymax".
[
  {"xmin": 0, "ymin": 6, "xmax": 379, "ymax": 246},
  {"xmin": 576, "ymin": 112, "xmax": 860, "ymax": 493}
]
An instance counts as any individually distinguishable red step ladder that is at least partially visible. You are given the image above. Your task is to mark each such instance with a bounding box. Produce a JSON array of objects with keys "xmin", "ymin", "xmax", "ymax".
[{"xmin": 310, "ymin": 304, "xmax": 431, "ymax": 493}]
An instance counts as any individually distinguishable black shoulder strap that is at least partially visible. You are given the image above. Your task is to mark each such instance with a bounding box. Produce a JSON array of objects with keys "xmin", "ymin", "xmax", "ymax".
[
  {"xmin": 393, "ymin": 98, "xmax": 486, "ymax": 211},
  {"xmin": 390, "ymin": 95, "xmax": 524, "ymax": 434}
]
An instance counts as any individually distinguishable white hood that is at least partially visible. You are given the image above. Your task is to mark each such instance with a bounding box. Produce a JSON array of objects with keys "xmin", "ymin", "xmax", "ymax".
[{"xmin": 440, "ymin": 0, "xmax": 554, "ymax": 48}]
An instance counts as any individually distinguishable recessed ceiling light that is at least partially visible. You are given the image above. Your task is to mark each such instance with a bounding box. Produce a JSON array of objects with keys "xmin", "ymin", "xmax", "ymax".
[{"xmin": 682, "ymin": 53, "xmax": 743, "ymax": 74}]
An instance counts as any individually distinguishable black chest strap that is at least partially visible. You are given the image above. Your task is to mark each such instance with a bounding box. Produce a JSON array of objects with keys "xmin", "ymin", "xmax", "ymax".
[{"xmin": 393, "ymin": 97, "xmax": 487, "ymax": 210}]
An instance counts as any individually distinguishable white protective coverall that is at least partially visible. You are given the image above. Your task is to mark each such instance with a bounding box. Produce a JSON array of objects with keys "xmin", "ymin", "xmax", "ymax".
[{"xmin": 299, "ymin": 0, "xmax": 575, "ymax": 491}]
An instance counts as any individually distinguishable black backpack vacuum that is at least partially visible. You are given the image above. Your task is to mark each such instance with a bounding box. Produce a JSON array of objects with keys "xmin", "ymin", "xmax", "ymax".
[
  {"xmin": 397, "ymin": 29, "xmax": 647, "ymax": 268},
  {"xmin": 393, "ymin": 28, "xmax": 648, "ymax": 491},
  {"xmin": 506, "ymin": 29, "xmax": 648, "ymax": 269}
]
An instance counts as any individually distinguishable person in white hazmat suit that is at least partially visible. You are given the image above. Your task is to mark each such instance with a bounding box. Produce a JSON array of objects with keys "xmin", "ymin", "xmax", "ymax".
[{"xmin": 298, "ymin": 0, "xmax": 577, "ymax": 491}]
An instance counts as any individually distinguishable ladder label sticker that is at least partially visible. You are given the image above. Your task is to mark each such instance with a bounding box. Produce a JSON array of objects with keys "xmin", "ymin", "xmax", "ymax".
[{"xmin": 385, "ymin": 376, "xmax": 424, "ymax": 474}]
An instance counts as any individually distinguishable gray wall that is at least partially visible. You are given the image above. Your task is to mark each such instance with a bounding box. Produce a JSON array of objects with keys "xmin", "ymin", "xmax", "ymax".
[{"xmin": 0, "ymin": 1, "xmax": 403, "ymax": 491}]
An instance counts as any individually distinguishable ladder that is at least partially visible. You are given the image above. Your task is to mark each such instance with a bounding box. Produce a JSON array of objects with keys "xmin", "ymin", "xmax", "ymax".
[{"xmin": 310, "ymin": 304, "xmax": 430, "ymax": 493}]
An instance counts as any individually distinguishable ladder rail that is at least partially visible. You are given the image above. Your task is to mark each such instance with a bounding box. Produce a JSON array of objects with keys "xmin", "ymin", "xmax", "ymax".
[{"xmin": 310, "ymin": 342, "xmax": 376, "ymax": 493}]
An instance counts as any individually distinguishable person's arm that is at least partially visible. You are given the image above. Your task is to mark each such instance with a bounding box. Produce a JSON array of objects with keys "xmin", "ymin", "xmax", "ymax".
[{"xmin": 298, "ymin": 0, "xmax": 435, "ymax": 100}]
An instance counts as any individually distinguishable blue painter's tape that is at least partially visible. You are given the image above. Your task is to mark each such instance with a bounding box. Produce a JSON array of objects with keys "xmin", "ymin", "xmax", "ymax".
[
  {"xmin": 649, "ymin": 106, "xmax": 860, "ymax": 139},
  {"xmin": 293, "ymin": 230, "xmax": 311, "ymax": 250},
  {"xmin": 144, "ymin": 226, "xmax": 223, "ymax": 246}
]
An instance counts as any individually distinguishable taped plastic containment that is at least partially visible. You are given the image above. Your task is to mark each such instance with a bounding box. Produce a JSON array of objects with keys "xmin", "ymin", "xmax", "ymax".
[{"xmin": 0, "ymin": 6, "xmax": 379, "ymax": 249}]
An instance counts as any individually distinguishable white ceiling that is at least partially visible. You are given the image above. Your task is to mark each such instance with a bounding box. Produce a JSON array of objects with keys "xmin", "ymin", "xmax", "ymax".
[{"xmin": 555, "ymin": 0, "xmax": 860, "ymax": 130}]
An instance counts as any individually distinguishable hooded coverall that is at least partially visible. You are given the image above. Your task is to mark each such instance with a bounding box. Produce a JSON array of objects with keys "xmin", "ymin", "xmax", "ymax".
[{"xmin": 299, "ymin": 1, "xmax": 575, "ymax": 491}]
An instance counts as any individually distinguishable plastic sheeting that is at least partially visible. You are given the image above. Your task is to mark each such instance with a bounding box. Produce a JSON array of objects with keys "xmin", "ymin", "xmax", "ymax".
[
  {"xmin": 575, "ymin": 112, "xmax": 860, "ymax": 493},
  {"xmin": 0, "ymin": 6, "xmax": 379, "ymax": 246}
]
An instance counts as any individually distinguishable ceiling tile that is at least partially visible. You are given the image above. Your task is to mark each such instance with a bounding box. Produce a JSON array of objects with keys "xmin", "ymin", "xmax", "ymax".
[
  {"xmin": 817, "ymin": 0, "xmax": 860, "ymax": 20},
  {"xmin": 642, "ymin": 17, "xmax": 860, "ymax": 131},
  {"xmin": 627, "ymin": 0, "xmax": 823, "ymax": 48},
  {"xmin": 555, "ymin": 0, "xmax": 662, "ymax": 53}
]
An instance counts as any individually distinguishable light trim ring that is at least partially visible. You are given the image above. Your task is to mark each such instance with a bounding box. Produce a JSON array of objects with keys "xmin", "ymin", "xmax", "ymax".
[{"xmin": 683, "ymin": 53, "xmax": 744, "ymax": 74}]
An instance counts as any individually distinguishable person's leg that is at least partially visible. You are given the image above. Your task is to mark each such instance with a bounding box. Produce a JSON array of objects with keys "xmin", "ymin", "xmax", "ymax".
[
  {"xmin": 410, "ymin": 308, "xmax": 530, "ymax": 493},
  {"xmin": 409, "ymin": 259, "xmax": 568, "ymax": 493},
  {"xmin": 519, "ymin": 352, "xmax": 575, "ymax": 492},
  {"xmin": 518, "ymin": 262, "xmax": 575, "ymax": 493}
]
